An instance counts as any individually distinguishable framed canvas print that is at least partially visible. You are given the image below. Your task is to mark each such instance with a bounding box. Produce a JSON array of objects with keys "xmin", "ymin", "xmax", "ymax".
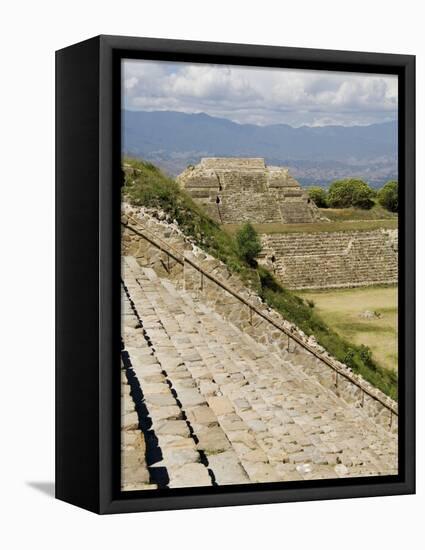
[{"xmin": 56, "ymin": 35, "xmax": 415, "ymax": 514}]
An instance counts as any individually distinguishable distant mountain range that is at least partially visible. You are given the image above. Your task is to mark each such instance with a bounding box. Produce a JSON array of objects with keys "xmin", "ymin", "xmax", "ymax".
[{"xmin": 123, "ymin": 110, "xmax": 398, "ymax": 187}]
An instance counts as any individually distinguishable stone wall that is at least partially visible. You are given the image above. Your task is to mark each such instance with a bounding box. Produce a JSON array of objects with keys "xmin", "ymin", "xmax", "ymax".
[
  {"xmin": 121, "ymin": 204, "xmax": 398, "ymax": 433},
  {"xmin": 260, "ymin": 229, "xmax": 398, "ymax": 289},
  {"xmin": 177, "ymin": 157, "xmax": 323, "ymax": 224}
]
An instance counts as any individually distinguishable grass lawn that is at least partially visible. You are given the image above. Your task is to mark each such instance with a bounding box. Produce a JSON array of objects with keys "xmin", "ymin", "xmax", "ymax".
[
  {"xmin": 296, "ymin": 286, "xmax": 398, "ymax": 371},
  {"xmin": 321, "ymin": 204, "xmax": 398, "ymax": 221},
  {"xmin": 223, "ymin": 219, "xmax": 398, "ymax": 235}
]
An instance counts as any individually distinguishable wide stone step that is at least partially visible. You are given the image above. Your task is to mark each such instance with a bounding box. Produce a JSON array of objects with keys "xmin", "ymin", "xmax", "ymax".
[{"xmin": 123, "ymin": 258, "xmax": 254, "ymax": 485}]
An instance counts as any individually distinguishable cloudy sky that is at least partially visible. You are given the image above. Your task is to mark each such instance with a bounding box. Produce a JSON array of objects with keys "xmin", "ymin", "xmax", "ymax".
[{"xmin": 123, "ymin": 59, "xmax": 398, "ymax": 127}]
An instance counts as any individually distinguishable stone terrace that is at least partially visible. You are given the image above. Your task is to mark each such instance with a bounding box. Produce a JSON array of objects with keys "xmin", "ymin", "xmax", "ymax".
[
  {"xmin": 121, "ymin": 256, "xmax": 397, "ymax": 490},
  {"xmin": 261, "ymin": 229, "xmax": 398, "ymax": 289}
]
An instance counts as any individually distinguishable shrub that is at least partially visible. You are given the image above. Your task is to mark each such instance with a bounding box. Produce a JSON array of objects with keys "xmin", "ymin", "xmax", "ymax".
[
  {"xmin": 378, "ymin": 180, "xmax": 398, "ymax": 212},
  {"xmin": 359, "ymin": 344, "xmax": 374, "ymax": 366},
  {"xmin": 327, "ymin": 178, "xmax": 375, "ymax": 209},
  {"xmin": 308, "ymin": 186, "xmax": 328, "ymax": 208},
  {"xmin": 235, "ymin": 223, "xmax": 262, "ymax": 266}
]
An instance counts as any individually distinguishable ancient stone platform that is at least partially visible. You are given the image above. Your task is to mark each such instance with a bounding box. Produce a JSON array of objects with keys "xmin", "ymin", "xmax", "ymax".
[
  {"xmin": 177, "ymin": 158, "xmax": 322, "ymax": 224},
  {"xmin": 260, "ymin": 229, "xmax": 398, "ymax": 289},
  {"xmin": 121, "ymin": 255, "xmax": 397, "ymax": 490}
]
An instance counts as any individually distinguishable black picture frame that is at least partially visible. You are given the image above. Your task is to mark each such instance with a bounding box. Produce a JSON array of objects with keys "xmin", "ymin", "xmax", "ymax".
[{"xmin": 56, "ymin": 35, "xmax": 415, "ymax": 514}]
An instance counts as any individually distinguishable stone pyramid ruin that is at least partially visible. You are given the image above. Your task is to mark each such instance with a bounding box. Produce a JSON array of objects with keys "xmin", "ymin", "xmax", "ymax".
[{"xmin": 177, "ymin": 157, "xmax": 323, "ymax": 224}]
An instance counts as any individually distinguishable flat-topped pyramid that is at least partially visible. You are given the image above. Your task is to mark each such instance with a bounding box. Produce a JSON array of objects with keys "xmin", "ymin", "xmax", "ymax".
[{"xmin": 177, "ymin": 157, "xmax": 322, "ymax": 224}]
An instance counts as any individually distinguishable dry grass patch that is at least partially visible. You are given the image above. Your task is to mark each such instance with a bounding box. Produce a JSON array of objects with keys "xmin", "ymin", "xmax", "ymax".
[
  {"xmin": 223, "ymin": 219, "xmax": 398, "ymax": 235},
  {"xmin": 322, "ymin": 204, "xmax": 398, "ymax": 221},
  {"xmin": 297, "ymin": 286, "xmax": 398, "ymax": 372}
]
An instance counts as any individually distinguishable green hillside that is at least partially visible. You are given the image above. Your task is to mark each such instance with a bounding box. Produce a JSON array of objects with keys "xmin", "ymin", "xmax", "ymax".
[{"xmin": 122, "ymin": 157, "xmax": 398, "ymax": 400}]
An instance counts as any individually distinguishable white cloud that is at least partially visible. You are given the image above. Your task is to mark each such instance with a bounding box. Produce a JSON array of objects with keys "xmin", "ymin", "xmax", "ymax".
[{"xmin": 122, "ymin": 59, "xmax": 398, "ymax": 127}]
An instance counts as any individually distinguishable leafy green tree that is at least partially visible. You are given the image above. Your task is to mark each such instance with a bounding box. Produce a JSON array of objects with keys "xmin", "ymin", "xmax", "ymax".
[
  {"xmin": 327, "ymin": 178, "xmax": 375, "ymax": 209},
  {"xmin": 308, "ymin": 186, "xmax": 328, "ymax": 208},
  {"xmin": 378, "ymin": 180, "xmax": 398, "ymax": 212},
  {"xmin": 235, "ymin": 223, "xmax": 262, "ymax": 266}
]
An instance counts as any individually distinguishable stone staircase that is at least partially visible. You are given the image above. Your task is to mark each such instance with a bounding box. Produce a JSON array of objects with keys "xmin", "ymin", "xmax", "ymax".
[
  {"xmin": 261, "ymin": 229, "xmax": 398, "ymax": 289},
  {"xmin": 121, "ymin": 255, "xmax": 397, "ymax": 490}
]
